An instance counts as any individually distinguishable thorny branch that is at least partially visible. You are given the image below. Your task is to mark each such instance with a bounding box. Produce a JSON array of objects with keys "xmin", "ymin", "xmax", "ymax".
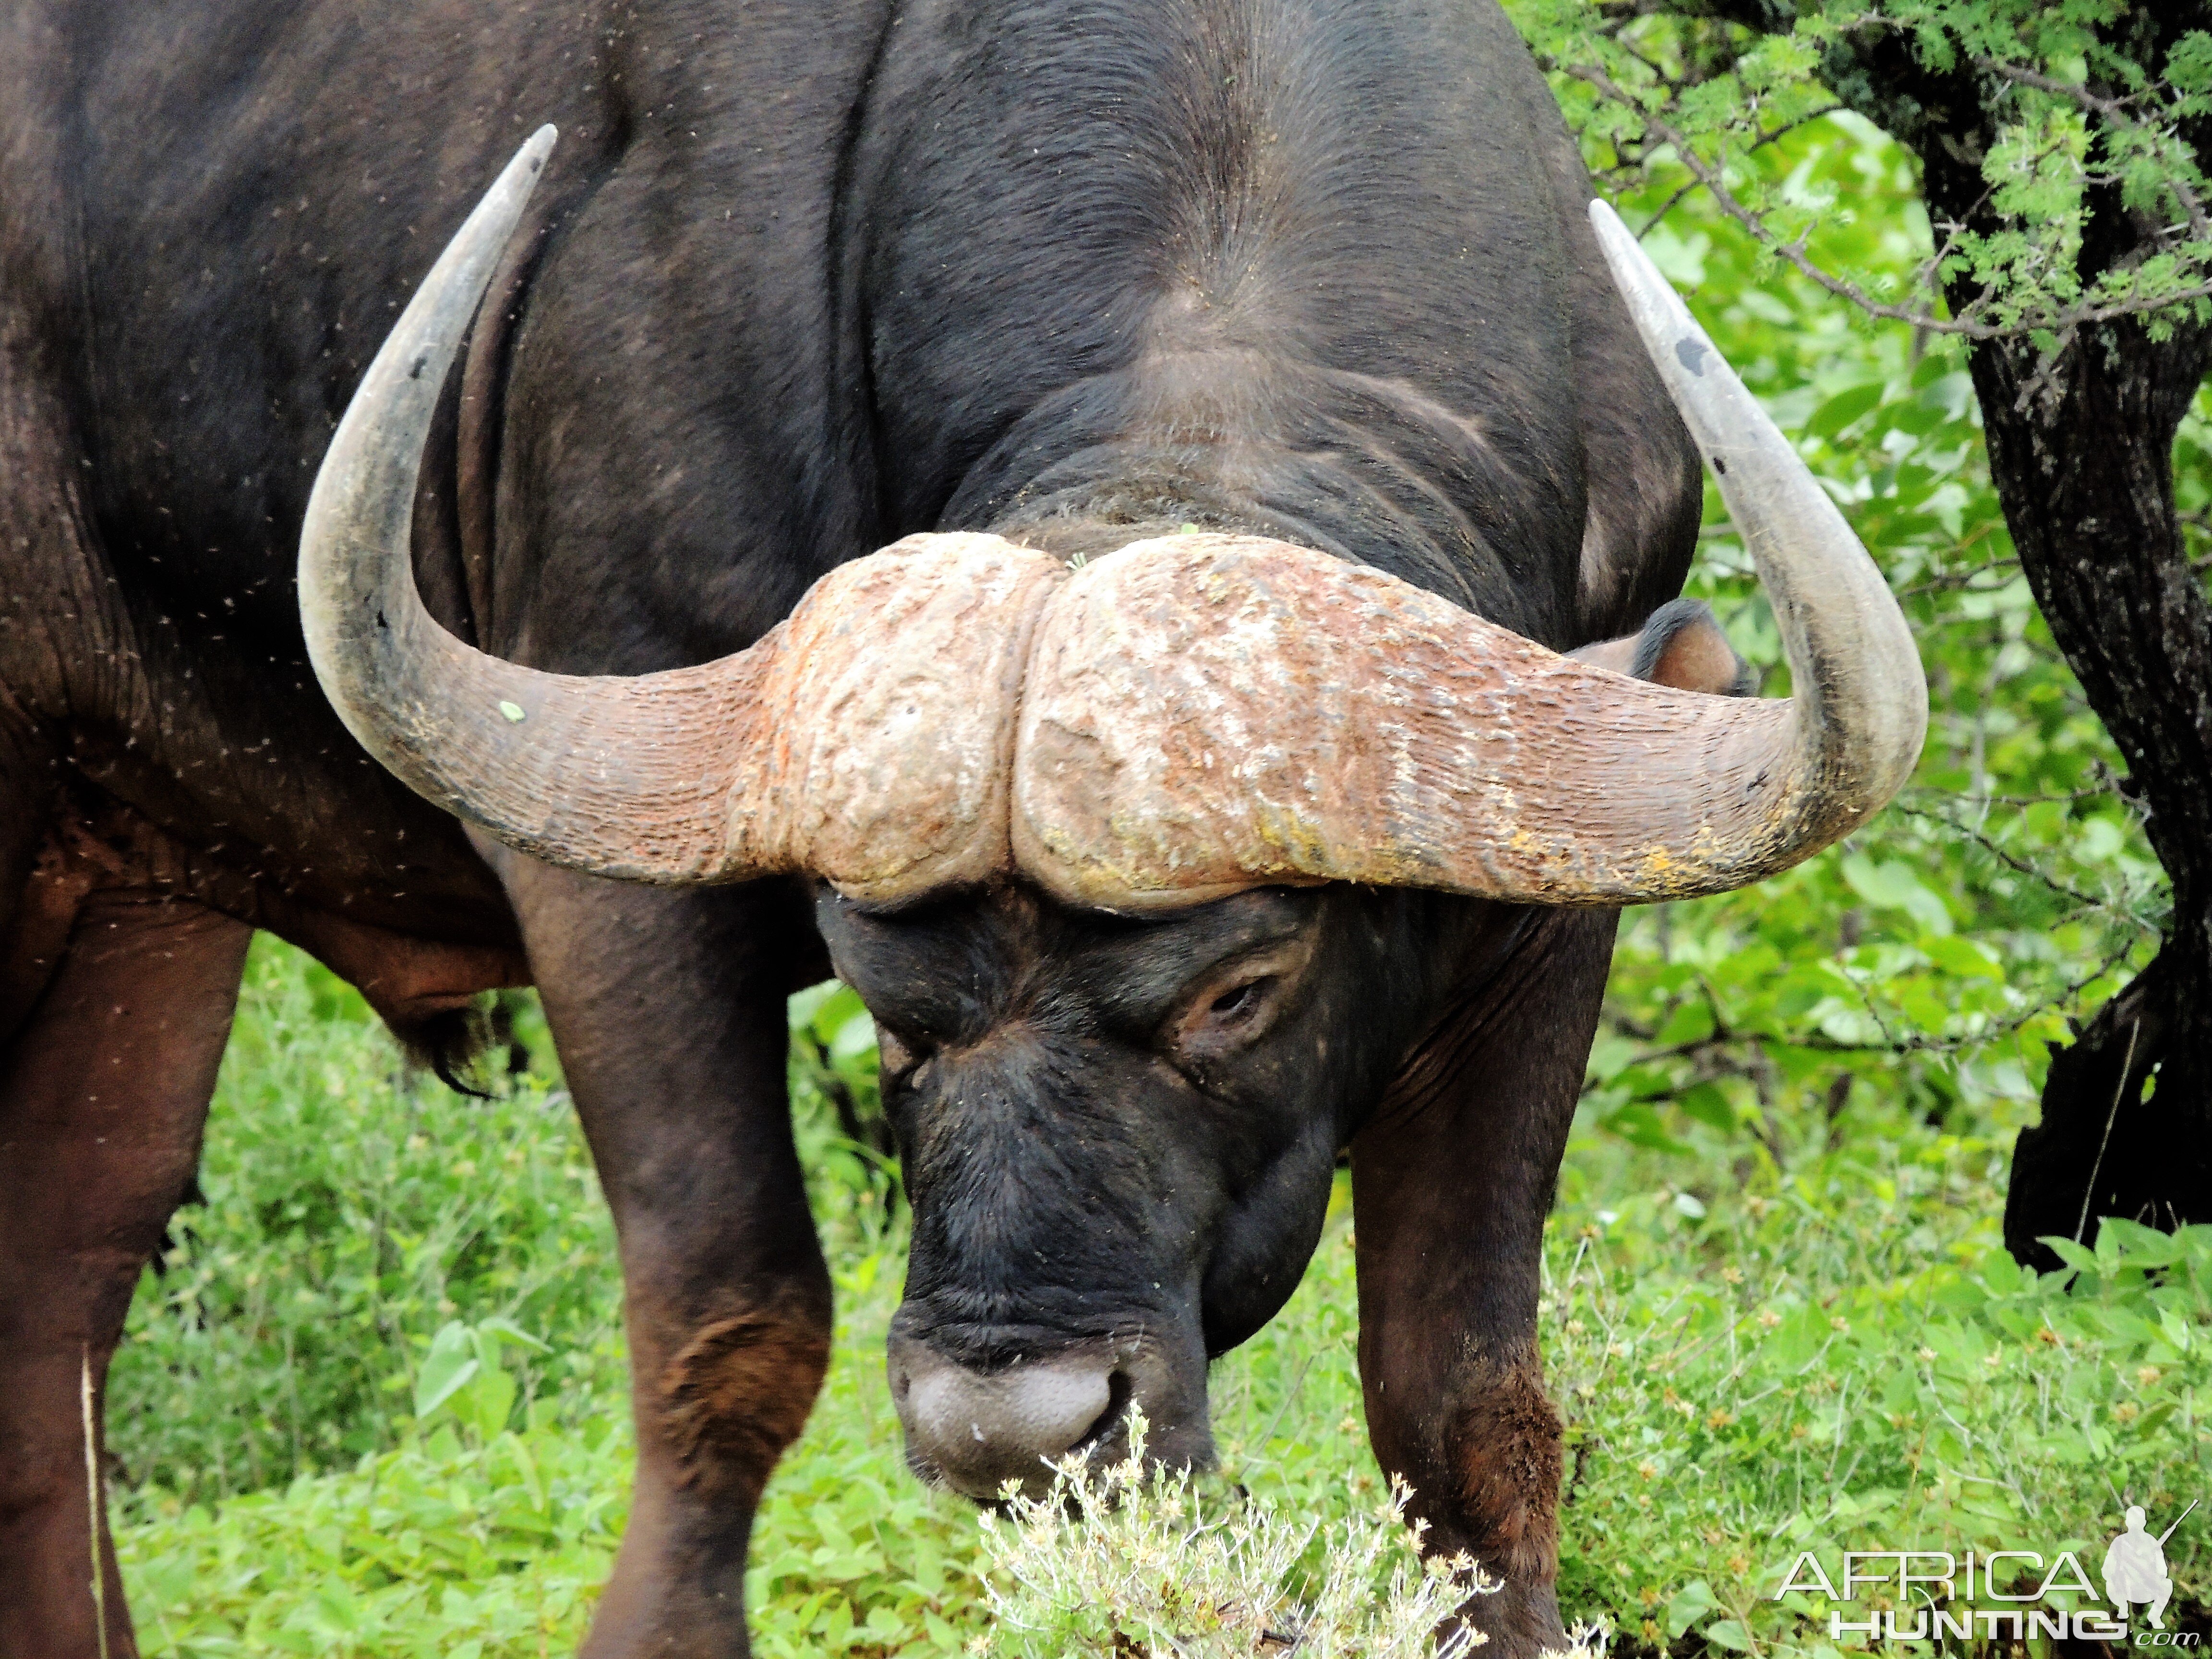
[
  {"xmin": 1556, "ymin": 60, "xmax": 2212, "ymax": 343},
  {"xmin": 1896, "ymin": 555, "xmax": 2021, "ymax": 601},
  {"xmin": 1889, "ymin": 803, "xmax": 2154, "ymax": 924},
  {"xmin": 1630, "ymin": 100, "xmax": 1844, "ymax": 233},
  {"xmin": 1972, "ymin": 56, "xmax": 2212, "ymax": 245},
  {"xmin": 1803, "ymin": 933, "xmax": 2144, "ymax": 1057},
  {"xmin": 1586, "ymin": 916, "xmax": 2146, "ymax": 1125},
  {"xmin": 1911, "ymin": 781, "xmax": 2119, "ymax": 808}
]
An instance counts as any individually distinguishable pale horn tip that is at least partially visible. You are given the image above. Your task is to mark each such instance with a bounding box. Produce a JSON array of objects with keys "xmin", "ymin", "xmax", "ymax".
[{"xmin": 1585, "ymin": 192, "xmax": 1928, "ymax": 851}]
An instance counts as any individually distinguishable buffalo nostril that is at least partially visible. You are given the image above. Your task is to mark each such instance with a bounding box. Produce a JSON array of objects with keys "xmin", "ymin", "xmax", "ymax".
[
  {"xmin": 908, "ymin": 1359, "xmax": 1108, "ymax": 1452},
  {"xmin": 1070, "ymin": 1367, "xmax": 1135, "ymax": 1454}
]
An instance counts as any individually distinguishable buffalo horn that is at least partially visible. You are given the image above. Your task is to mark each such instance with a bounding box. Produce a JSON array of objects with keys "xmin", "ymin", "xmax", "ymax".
[
  {"xmin": 308, "ymin": 136, "xmax": 1924, "ymax": 913},
  {"xmin": 1004, "ymin": 205, "xmax": 1925, "ymax": 909},
  {"xmin": 299, "ymin": 130, "xmax": 1059, "ymax": 896}
]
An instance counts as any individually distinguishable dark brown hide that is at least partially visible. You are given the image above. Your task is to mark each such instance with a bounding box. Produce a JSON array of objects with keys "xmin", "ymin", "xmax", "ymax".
[
  {"xmin": 3, "ymin": 792, "xmax": 528, "ymax": 1063},
  {"xmin": 0, "ymin": 885, "xmax": 250, "ymax": 1658},
  {"xmin": 660, "ymin": 1286, "xmax": 833, "ymax": 1500},
  {"xmin": 1448, "ymin": 1361, "xmax": 1566, "ymax": 1587},
  {"xmin": 485, "ymin": 853, "xmax": 831, "ymax": 1656},
  {"xmin": 1352, "ymin": 909, "xmax": 1617, "ymax": 1651},
  {"xmin": 1, "ymin": 0, "xmax": 1732, "ymax": 1651},
  {"xmin": 1569, "ymin": 597, "xmax": 1757, "ymax": 698}
]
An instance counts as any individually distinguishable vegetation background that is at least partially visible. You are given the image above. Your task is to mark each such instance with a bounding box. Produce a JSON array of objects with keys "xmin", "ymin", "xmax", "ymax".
[{"xmin": 105, "ymin": 34, "xmax": 2212, "ymax": 1659}]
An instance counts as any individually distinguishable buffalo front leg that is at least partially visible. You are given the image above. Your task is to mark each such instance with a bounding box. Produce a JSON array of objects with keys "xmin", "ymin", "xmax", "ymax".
[
  {"xmin": 0, "ymin": 888, "xmax": 251, "ymax": 1659},
  {"xmin": 1350, "ymin": 910, "xmax": 1616, "ymax": 1659},
  {"xmin": 492, "ymin": 858, "xmax": 831, "ymax": 1659}
]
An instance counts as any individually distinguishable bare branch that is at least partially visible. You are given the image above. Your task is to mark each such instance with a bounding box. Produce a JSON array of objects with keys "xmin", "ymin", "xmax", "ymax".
[
  {"xmin": 1906, "ymin": 781, "xmax": 2120, "ymax": 808},
  {"xmin": 1798, "ymin": 935, "xmax": 2142, "ymax": 1056},
  {"xmin": 1897, "ymin": 556, "xmax": 2023, "ymax": 601},
  {"xmin": 1890, "ymin": 804, "xmax": 2150, "ymax": 924}
]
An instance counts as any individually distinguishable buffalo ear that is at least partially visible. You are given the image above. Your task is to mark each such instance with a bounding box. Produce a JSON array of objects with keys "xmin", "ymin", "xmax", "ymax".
[{"xmin": 1570, "ymin": 597, "xmax": 1756, "ymax": 697}]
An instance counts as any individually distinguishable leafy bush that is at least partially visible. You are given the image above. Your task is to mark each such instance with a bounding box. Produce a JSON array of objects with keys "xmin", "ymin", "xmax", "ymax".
[
  {"xmin": 112, "ymin": 945, "xmax": 2212, "ymax": 1654},
  {"xmin": 109, "ymin": 942, "xmax": 994, "ymax": 1658},
  {"xmin": 114, "ymin": 1268, "xmax": 999, "ymax": 1659},
  {"xmin": 117, "ymin": 1418, "xmax": 627, "ymax": 1658},
  {"xmin": 1549, "ymin": 1160, "xmax": 2212, "ymax": 1651},
  {"xmin": 108, "ymin": 942, "xmax": 624, "ymax": 1501},
  {"xmin": 1578, "ymin": 110, "xmax": 2162, "ymax": 1172}
]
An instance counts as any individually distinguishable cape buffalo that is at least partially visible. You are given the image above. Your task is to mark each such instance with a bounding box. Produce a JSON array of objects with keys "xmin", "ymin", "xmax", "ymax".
[{"xmin": 0, "ymin": 0, "xmax": 1923, "ymax": 1652}]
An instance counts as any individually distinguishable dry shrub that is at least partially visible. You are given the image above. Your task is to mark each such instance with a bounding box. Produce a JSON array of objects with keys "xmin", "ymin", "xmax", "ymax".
[{"xmin": 974, "ymin": 1412, "xmax": 1512, "ymax": 1658}]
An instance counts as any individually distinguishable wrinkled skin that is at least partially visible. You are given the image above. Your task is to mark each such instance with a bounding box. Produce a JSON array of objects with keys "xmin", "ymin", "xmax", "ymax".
[{"xmin": 0, "ymin": 0, "xmax": 1709, "ymax": 1654}]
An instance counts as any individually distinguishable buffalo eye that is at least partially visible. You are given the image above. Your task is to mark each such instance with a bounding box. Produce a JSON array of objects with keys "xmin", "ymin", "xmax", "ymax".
[
  {"xmin": 1167, "ymin": 966, "xmax": 1295, "ymax": 1065},
  {"xmin": 1208, "ymin": 977, "xmax": 1273, "ymax": 1022}
]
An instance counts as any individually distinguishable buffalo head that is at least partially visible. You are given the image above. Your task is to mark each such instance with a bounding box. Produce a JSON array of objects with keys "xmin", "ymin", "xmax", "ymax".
[
  {"xmin": 824, "ymin": 879, "xmax": 1470, "ymax": 1494},
  {"xmin": 299, "ymin": 131, "xmax": 1924, "ymax": 1497}
]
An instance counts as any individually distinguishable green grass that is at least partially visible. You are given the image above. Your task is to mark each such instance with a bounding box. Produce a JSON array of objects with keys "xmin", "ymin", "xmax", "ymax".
[{"xmin": 104, "ymin": 940, "xmax": 2211, "ymax": 1656}]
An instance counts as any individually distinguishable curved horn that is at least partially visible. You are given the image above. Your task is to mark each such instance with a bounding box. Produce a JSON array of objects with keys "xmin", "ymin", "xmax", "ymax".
[
  {"xmin": 1008, "ymin": 205, "xmax": 1926, "ymax": 910},
  {"xmin": 1586, "ymin": 197, "xmax": 1927, "ymax": 832},
  {"xmin": 300, "ymin": 130, "xmax": 1059, "ymax": 894}
]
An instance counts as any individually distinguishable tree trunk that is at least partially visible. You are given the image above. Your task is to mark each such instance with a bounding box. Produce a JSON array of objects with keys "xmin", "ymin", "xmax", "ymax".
[{"xmin": 1966, "ymin": 323, "xmax": 2212, "ymax": 1266}]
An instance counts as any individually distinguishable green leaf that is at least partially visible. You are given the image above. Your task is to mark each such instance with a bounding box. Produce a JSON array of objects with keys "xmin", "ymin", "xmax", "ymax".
[
  {"xmin": 1840, "ymin": 854, "xmax": 1953, "ymax": 936},
  {"xmin": 1656, "ymin": 999, "xmax": 1718, "ymax": 1046},
  {"xmin": 1981, "ymin": 1250, "xmax": 2024, "ymax": 1297},
  {"xmin": 788, "ymin": 980, "xmax": 842, "ymax": 1031},
  {"xmin": 1767, "ymin": 1303, "xmax": 1829, "ymax": 1371},
  {"xmin": 459, "ymin": 1361, "xmax": 517, "ymax": 1442},
  {"xmin": 2040, "ymin": 1236, "xmax": 2101, "ymax": 1275},
  {"xmin": 1603, "ymin": 1103, "xmax": 1693, "ymax": 1155},
  {"xmin": 1806, "ymin": 381, "xmax": 1887, "ymax": 438},
  {"xmin": 1677, "ymin": 1082, "xmax": 1735, "ymax": 1132},
  {"xmin": 809, "ymin": 985, "xmax": 869, "ymax": 1046},
  {"xmin": 1705, "ymin": 1618, "xmax": 1755, "ymax": 1651},
  {"xmin": 1923, "ymin": 936, "xmax": 2003, "ymax": 981},
  {"xmin": 829, "ymin": 1007, "xmax": 878, "ymax": 1064},
  {"xmin": 2099, "ymin": 1217, "xmax": 2184, "ymax": 1267},
  {"xmin": 476, "ymin": 1316, "xmax": 550, "ymax": 1354},
  {"xmin": 414, "ymin": 1322, "xmax": 482, "ymax": 1420},
  {"xmin": 1667, "ymin": 1579, "xmax": 1719, "ymax": 1638}
]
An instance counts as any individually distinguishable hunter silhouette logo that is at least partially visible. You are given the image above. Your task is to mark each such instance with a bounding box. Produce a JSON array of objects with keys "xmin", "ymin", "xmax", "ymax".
[{"xmin": 2106, "ymin": 1502, "xmax": 2198, "ymax": 1629}]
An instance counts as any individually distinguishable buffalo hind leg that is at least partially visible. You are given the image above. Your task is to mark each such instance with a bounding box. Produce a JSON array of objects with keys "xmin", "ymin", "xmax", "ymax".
[
  {"xmin": 0, "ymin": 889, "xmax": 252, "ymax": 1659},
  {"xmin": 1350, "ymin": 909, "xmax": 1616, "ymax": 1658},
  {"xmin": 487, "ymin": 855, "xmax": 832, "ymax": 1659}
]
